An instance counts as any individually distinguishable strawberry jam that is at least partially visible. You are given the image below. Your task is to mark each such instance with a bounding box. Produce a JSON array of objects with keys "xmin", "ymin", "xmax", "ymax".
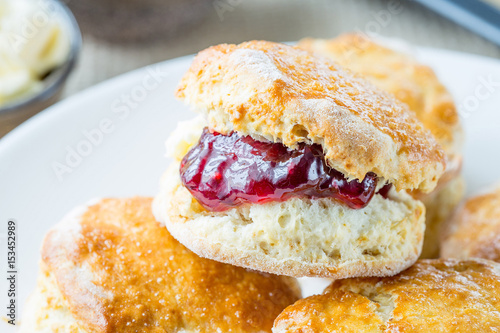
[{"xmin": 180, "ymin": 128, "xmax": 389, "ymax": 212}]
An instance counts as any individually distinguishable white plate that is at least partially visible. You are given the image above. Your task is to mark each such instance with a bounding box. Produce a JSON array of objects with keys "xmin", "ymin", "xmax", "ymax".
[{"xmin": 2, "ymin": 47, "xmax": 500, "ymax": 331}]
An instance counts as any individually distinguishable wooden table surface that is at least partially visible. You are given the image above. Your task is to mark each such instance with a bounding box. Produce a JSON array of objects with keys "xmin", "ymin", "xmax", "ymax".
[{"xmin": 2, "ymin": 0, "xmax": 500, "ymax": 138}]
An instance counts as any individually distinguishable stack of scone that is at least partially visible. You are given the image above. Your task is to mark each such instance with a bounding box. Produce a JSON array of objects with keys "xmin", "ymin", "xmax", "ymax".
[
  {"xmin": 25, "ymin": 38, "xmax": 500, "ymax": 332},
  {"xmin": 153, "ymin": 40, "xmax": 445, "ymax": 278}
]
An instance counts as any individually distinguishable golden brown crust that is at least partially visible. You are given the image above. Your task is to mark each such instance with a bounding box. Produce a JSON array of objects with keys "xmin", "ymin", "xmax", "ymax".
[
  {"xmin": 441, "ymin": 186, "xmax": 500, "ymax": 262},
  {"xmin": 273, "ymin": 259, "xmax": 500, "ymax": 333},
  {"xmin": 298, "ymin": 34, "xmax": 463, "ymax": 162},
  {"xmin": 41, "ymin": 197, "xmax": 301, "ymax": 333},
  {"xmin": 176, "ymin": 41, "xmax": 446, "ymax": 193}
]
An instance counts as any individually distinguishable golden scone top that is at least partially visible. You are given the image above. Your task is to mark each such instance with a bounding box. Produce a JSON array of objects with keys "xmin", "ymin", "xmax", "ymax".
[
  {"xmin": 176, "ymin": 40, "xmax": 446, "ymax": 193},
  {"xmin": 274, "ymin": 259, "xmax": 500, "ymax": 333},
  {"xmin": 41, "ymin": 197, "xmax": 301, "ymax": 333},
  {"xmin": 298, "ymin": 34, "xmax": 463, "ymax": 187},
  {"xmin": 299, "ymin": 34, "xmax": 463, "ymax": 159},
  {"xmin": 441, "ymin": 186, "xmax": 500, "ymax": 261}
]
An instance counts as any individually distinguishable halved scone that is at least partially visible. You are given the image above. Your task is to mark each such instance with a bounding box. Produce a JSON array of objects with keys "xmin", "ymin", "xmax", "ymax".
[{"xmin": 154, "ymin": 41, "xmax": 446, "ymax": 278}]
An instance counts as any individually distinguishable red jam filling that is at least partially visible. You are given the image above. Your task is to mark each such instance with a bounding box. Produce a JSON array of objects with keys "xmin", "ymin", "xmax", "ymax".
[{"xmin": 180, "ymin": 128, "xmax": 392, "ymax": 212}]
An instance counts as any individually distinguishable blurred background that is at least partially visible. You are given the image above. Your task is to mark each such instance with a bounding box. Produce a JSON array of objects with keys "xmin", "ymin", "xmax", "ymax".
[{"xmin": 1, "ymin": 0, "xmax": 500, "ymax": 137}]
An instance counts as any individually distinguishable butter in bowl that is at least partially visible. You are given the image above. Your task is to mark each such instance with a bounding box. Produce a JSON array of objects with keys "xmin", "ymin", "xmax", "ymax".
[{"xmin": 0, "ymin": 0, "xmax": 81, "ymax": 137}]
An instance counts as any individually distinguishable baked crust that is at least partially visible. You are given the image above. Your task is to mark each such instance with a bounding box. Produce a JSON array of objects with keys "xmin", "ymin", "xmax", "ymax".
[
  {"xmin": 441, "ymin": 186, "xmax": 500, "ymax": 261},
  {"xmin": 28, "ymin": 197, "xmax": 300, "ymax": 333},
  {"xmin": 298, "ymin": 34, "xmax": 463, "ymax": 163},
  {"xmin": 176, "ymin": 40, "xmax": 446, "ymax": 193},
  {"xmin": 273, "ymin": 259, "xmax": 500, "ymax": 332}
]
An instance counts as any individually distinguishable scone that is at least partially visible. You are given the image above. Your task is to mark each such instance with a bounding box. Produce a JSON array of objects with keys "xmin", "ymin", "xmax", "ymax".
[
  {"xmin": 153, "ymin": 41, "xmax": 446, "ymax": 279},
  {"xmin": 441, "ymin": 185, "xmax": 500, "ymax": 261},
  {"xmin": 274, "ymin": 259, "xmax": 500, "ymax": 332},
  {"xmin": 21, "ymin": 197, "xmax": 301, "ymax": 333},
  {"xmin": 299, "ymin": 34, "xmax": 465, "ymax": 258}
]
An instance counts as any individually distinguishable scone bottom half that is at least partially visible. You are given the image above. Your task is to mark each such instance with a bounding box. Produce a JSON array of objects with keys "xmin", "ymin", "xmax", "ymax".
[{"xmin": 153, "ymin": 117, "xmax": 427, "ymax": 279}]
